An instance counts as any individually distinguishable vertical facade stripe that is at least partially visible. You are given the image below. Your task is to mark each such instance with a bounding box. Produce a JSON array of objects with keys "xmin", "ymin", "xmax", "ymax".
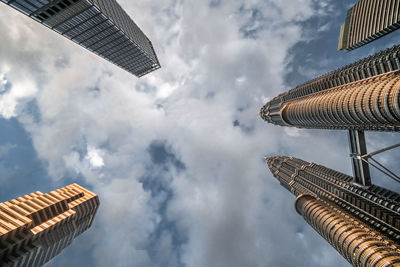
[
  {"xmin": 295, "ymin": 194, "xmax": 400, "ymax": 267},
  {"xmin": 339, "ymin": 0, "xmax": 400, "ymax": 51}
]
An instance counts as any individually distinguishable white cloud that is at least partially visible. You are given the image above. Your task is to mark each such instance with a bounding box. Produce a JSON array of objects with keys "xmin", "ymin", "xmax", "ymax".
[
  {"xmin": 0, "ymin": 78, "xmax": 37, "ymax": 119},
  {"xmin": 0, "ymin": 73, "xmax": 7, "ymax": 91},
  {"xmin": 284, "ymin": 127, "xmax": 301, "ymax": 137},
  {"xmin": 86, "ymin": 146, "xmax": 105, "ymax": 169}
]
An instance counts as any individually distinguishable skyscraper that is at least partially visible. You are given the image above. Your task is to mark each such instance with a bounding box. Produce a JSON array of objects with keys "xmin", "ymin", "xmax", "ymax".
[
  {"xmin": 0, "ymin": 0, "xmax": 160, "ymax": 77},
  {"xmin": 0, "ymin": 183, "xmax": 99, "ymax": 266},
  {"xmin": 295, "ymin": 194, "xmax": 400, "ymax": 266},
  {"xmin": 260, "ymin": 45, "xmax": 400, "ymax": 131},
  {"xmin": 267, "ymin": 156, "xmax": 400, "ymax": 266},
  {"xmin": 260, "ymin": 2, "xmax": 400, "ymax": 265},
  {"xmin": 338, "ymin": 0, "xmax": 400, "ymax": 51}
]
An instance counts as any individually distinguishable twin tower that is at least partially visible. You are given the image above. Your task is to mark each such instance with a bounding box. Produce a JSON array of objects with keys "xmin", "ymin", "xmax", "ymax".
[{"xmin": 261, "ymin": 0, "xmax": 400, "ymax": 266}]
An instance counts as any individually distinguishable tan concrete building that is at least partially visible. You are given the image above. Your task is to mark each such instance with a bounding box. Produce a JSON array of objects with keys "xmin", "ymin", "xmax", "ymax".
[
  {"xmin": 338, "ymin": 0, "xmax": 400, "ymax": 51},
  {"xmin": 0, "ymin": 184, "xmax": 99, "ymax": 266}
]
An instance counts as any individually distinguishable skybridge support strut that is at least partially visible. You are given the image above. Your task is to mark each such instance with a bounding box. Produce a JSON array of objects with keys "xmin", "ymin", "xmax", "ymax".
[{"xmin": 348, "ymin": 130, "xmax": 371, "ymax": 186}]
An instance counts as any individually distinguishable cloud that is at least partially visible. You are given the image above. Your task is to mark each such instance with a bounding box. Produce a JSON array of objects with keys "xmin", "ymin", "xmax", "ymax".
[
  {"xmin": 86, "ymin": 146, "xmax": 105, "ymax": 169},
  {"xmin": 92, "ymin": 177, "xmax": 157, "ymax": 267},
  {"xmin": 0, "ymin": 73, "xmax": 8, "ymax": 92},
  {"xmin": 0, "ymin": 77, "xmax": 38, "ymax": 119}
]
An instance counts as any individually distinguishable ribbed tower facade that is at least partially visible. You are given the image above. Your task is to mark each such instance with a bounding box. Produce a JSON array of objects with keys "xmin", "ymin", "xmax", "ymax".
[
  {"xmin": 0, "ymin": 184, "xmax": 99, "ymax": 266},
  {"xmin": 296, "ymin": 194, "xmax": 400, "ymax": 266},
  {"xmin": 260, "ymin": 45, "xmax": 400, "ymax": 131},
  {"xmin": 338, "ymin": 0, "xmax": 400, "ymax": 51},
  {"xmin": 0, "ymin": 0, "xmax": 160, "ymax": 77},
  {"xmin": 267, "ymin": 156, "xmax": 400, "ymax": 266}
]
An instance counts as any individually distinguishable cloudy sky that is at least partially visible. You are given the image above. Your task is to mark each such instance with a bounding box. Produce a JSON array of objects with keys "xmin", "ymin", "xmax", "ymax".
[{"xmin": 0, "ymin": 0, "xmax": 399, "ymax": 266}]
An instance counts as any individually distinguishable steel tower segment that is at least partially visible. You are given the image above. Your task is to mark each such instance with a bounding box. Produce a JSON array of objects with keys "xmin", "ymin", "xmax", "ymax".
[
  {"xmin": 348, "ymin": 130, "xmax": 371, "ymax": 186},
  {"xmin": 260, "ymin": 44, "xmax": 400, "ymax": 132},
  {"xmin": 262, "ymin": 71, "xmax": 400, "ymax": 131},
  {"xmin": 295, "ymin": 194, "xmax": 400, "ymax": 266},
  {"xmin": 267, "ymin": 156, "xmax": 400, "ymax": 241}
]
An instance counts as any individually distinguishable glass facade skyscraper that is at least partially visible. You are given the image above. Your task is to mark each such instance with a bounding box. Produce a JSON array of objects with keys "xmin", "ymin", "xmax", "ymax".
[{"xmin": 0, "ymin": 0, "xmax": 161, "ymax": 77}]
